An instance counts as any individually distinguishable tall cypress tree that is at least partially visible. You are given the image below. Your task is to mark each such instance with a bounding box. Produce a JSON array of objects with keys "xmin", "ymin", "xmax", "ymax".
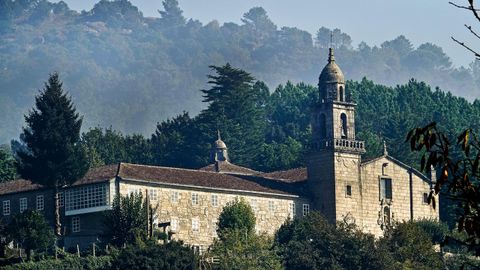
[{"xmin": 16, "ymin": 73, "xmax": 89, "ymax": 236}]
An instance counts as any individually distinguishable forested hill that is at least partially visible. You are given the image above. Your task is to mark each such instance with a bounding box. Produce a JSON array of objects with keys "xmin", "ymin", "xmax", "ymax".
[{"xmin": 1, "ymin": 0, "xmax": 479, "ymax": 144}]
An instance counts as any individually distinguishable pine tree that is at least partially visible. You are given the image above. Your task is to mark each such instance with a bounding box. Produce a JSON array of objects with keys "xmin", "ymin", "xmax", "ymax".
[{"xmin": 16, "ymin": 73, "xmax": 89, "ymax": 236}]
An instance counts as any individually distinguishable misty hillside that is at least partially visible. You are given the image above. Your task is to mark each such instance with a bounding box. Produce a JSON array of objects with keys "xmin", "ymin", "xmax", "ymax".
[{"xmin": 0, "ymin": 0, "xmax": 479, "ymax": 144}]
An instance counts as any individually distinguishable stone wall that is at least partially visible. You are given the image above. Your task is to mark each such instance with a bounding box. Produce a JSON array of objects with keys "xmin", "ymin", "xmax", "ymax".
[
  {"xmin": 118, "ymin": 181, "xmax": 308, "ymax": 249},
  {"xmin": 360, "ymin": 156, "xmax": 439, "ymax": 237}
]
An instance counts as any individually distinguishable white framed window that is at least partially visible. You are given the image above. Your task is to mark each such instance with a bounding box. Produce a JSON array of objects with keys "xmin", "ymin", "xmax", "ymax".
[
  {"xmin": 191, "ymin": 193, "xmax": 199, "ymax": 205},
  {"xmin": 192, "ymin": 218, "xmax": 200, "ymax": 232},
  {"xmin": 65, "ymin": 183, "xmax": 108, "ymax": 211},
  {"xmin": 171, "ymin": 191, "xmax": 179, "ymax": 203},
  {"xmin": 170, "ymin": 218, "xmax": 178, "ymax": 232},
  {"xmin": 250, "ymin": 199, "xmax": 257, "ymax": 211},
  {"xmin": 268, "ymin": 201, "xmax": 275, "ymax": 212},
  {"xmin": 128, "ymin": 187, "xmax": 141, "ymax": 195},
  {"xmin": 148, "ymin": 189, "xmax": 158, "ymax": 201},
  {"xmin": 72, "ymin": 216, "xmax": 80, "ymax": 233},
  {"xmin": 302, "ymin": 204, "xmax": 310, "ymax": 216},
  {"xmin": 380, "ymin": 178, "xmax": 393, "ymax": 200},
  {"xmin": 59, "ymin": 192, "xmax": 64, "ymax": 207},
  {"xmin": 36, "ymin": 195, "xmax": 44, "ymax": 211},
  {"xmin": 289, "ymin": 202, "xmax": 296, "ymax": 218},
  {"xmin": 19, "ymin": 198, "xmax": 27, "ymax": 213},
  {"xmin": 3, "ymin": 200, "xmax": 10, "ymax": 216},
  {"xmin": 211, "ymin": 194, "xmax": 218, "ymax": 207}
]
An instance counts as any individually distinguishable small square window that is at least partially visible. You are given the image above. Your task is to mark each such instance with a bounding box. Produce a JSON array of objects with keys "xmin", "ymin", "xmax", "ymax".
[
  {"xmin": 36, "ymin": 195, "xmax": 44, "ymax": 211},
  {"xmin": 211, "ymin": 194, "xmax": 218, "ymax": 207},
  {"xmin": 19, "ymin": 198, "xmax": 27, "ymax": 213},
  {"xmin": 171, "ymin": 191, "xmax": 179, "ymax": 203},
  {"xmin": 59, "ymin": 192, "xmax": 64, "ymax": 207},
  {"xmin": 3, "ymin": 200, "xmax": 10, "ymax": 216},
  {"xmin": 72, "ymin": 216, "xmax": 80, "ymax": 233},
  {"xmin": 423, "ymin": 192, "xmax": 429, "ymax": 204},
  {"xmin": 148, "ymin": 189, "xmax": 158, "ymax": 201},
  {"xmin": 171, "ymin": 218, "xmax": 178, "ymax": 232},
  {"xmin": 192, "ymin": 218, "xmax": 200, "ymax": 232},
  {"xmin": 303, "ymin": 204, "xmax": 310, "ymax": 216},
  {"xmin": 191, "ymin": 193, "xmax": 199, "ymax": 205},
  {"xmin": 268, "ymin": 201, "xmax": 275, "ymax": 212},
  {"xmin": 346, "ymin": 185, "xmax": 352, "ymax": 197}
]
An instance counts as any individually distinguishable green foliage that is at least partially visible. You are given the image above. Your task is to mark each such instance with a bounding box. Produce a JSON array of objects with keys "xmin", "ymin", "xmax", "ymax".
[
  {"xmin": 16, "ymin": 72, "xmax": 89, "ymax": 188},
  {"xmin": 275, "ymin": 212, "xmax": 389, "ymax": 270},
  {"xmin": 109, "ymin": 241, "xmax": 196, "ymax": 270},
  {"xmin": 6, "ymin": 210, "xmax": 55, "ymax": 260},
  {"xmin": 0, "ymin": 146, "xmax": 16, "ymax": 182},
  {"xmin": 414, "ymin": 219, "xmax": 448, "ymax": 245},
  {"xmin": 217, "ymin": 199, "xmax": 256, "ymax": 238},
  {"xmin": 378, "ymin": 221, "xmax": 444, "ymax": 269},
  {"xmin": 2, "ymin": 255, "xmax": 111, "ymax": 270},
  {"xmin": 102, "ymin": 193, "xmax": 147, "ymax": 247},
  {"xmin": 209, "ymin": 230, "xmax": 282, "ymax": 270}
]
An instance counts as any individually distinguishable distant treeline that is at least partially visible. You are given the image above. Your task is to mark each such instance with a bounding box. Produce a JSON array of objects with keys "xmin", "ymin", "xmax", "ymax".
[{"xmin": 0, "ymin": 0, "xmax": 478, "ymax": 143}]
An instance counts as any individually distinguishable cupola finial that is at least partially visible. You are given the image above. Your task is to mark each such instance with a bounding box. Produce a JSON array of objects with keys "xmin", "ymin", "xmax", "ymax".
[{"xmin": 383, "ymin": 141, "xmax": 388, "ymax": 156}]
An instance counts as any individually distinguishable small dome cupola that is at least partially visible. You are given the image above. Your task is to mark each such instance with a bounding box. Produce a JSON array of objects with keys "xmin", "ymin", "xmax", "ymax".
[
  {"xmin": 211, "ymin": 130, "xmax": 229, "ymax": 162},
  {"xmin": 318, "ymin": 48, "xmax": 346, "ymax": 102}
]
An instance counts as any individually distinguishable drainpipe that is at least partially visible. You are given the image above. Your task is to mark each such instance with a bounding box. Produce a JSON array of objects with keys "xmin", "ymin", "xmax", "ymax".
[{"xmin": 409, "ymin": 168, "xmax": 414, "ymax": 221}]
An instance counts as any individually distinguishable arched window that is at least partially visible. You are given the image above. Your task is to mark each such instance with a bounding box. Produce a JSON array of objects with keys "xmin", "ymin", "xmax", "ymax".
[
  {"xmin": 340, "ymin": 113, "xmax": 347, "ymax": 139},
  {"xmin": 339, "ymin": 86, "xmax": 344, "ymax": 102},
  {"xmin": 319, "ymin": 114, "xmax": 326, "ymax": 139}
]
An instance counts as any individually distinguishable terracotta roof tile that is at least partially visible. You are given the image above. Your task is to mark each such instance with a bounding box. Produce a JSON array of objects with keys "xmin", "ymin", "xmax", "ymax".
[
  {"xmin": 0, "ymin": 179, "xmax": 44, "ymax": 195},
  {"xmin": 199, "ymin": 161, "xmax": 260, "ymax": 175},
  {"xmin": 118, "ymin": 163, "xmax": 298, "ymax": 196},
  {"xmin": 71, "ymin": 164, "xmax": 118, "ymax": 186},
  {"xmin": 259, "ymin": 167, "xmax": 308, "ymax": 183}
]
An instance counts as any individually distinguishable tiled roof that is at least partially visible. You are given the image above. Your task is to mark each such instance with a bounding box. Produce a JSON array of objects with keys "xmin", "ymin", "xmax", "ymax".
[
  {"xmin": 0, "ymin": 162, "xmax": 305, "ymax": 197},
  {"xmin": 0, "ymin": 179, "xmax": 44, "ymax": 195},
  {"xmin": 259, "ymin": 167, "xmax": 308, "ymax": 183},
  {"xmin": 199, "ymin": 161, "xmax": 260, "ymax": 175},
  {"xmin": 118, "ymin": 163, "xmax": 299, "ymax": 196}
]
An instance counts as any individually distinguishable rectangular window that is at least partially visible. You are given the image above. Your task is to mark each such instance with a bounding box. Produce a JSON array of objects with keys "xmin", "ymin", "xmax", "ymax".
[
  {"xmin": 36, "ymin": 195, "xmax": 44, "ymax": 211},
  {"xmin": 59, "ymin": 192, "xmax": 64, "ymax": 207},
  {"xmin": 302, "ymin": 204, "xmax": 310, "ymax": 216},
  {"xmin": 148, "ymin": 189, "xmax": 158, "ymax": 201},
  {"xmin": 212, "ymin": 219, "xmax": 218, "ymax": 235},
  {"xmin": 423, "ymin": 192, "xmax": 429, "ymax": 204},
  {"xmin": 211, "ymin": 194, "xmax": 218, "ymax": 207},
  {"xmin": 171, "ymin": 191, "xmax": 179, "ymax": 203},
  {"xmin": 346, "ymin": 185, "xmax": 352, "ymax": 197},
  {"xmin": 65, "ymin": 183, "xmax": 109, "ymax": 211},
  {"xmin": 268, "ymin": 201, "xmax": 275, "ymax": 212},
  {"xmin": 19, "ymin": 198, "xmax": 27, "ymax": 213},
  {"xmin": 290, "ymin": 202, "xmax": 296, "ymax": 218},
  {"xmin": 380, "ymin": 178, "xmax": 393, "ymax": 200},
  {"xmin": 250, "ymin": 199, "xmax": 257, "ymax": 211},
  {"xmin": 3, "ymin": 200, "xmax": 10, "ymax": 216},
  {"xmin": 171, "ymin": 218, "xmax": 178, "ymax": 232},
  {"xmin": 128, "ymin": 187, "xmax": 141, "ymax": 195},
  {"xmin": 191, "ymin": 193, "xmax": 199, "ymax": 205},
  {"xmin": 192, "ymin": 218, "xmax": 200, "ymax": 232},
  {"xmin": 72, "ymin": 216, "xmax": 80, "ymax": 233}
]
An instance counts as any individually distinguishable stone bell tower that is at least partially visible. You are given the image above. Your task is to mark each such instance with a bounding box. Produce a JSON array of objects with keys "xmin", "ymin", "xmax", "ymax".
[{"xmin": 307, "ymin": 48, "xmax": 366, "ymax": 224}]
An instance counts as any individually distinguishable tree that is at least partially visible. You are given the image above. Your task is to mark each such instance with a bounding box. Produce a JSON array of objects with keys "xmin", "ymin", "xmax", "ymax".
[
  {"xmin": 407, "ymin": 122, "xmax": 480, "ymax": 254},
  {"xmin": 110, "ymin": 240, "xmax": 196, "ymax": 270},
  {"xmin": 217, "ymin": 199, "xmax": 256, "ymax": 238},
  {"xmin": 0, "ymin": 146, "xmax": 16, "ymax": 182},
  {"xmin": 16, "ymin": 73, "xmax": 89, "ymax": 236},
  {"xmin": 103, "ymin": 193, "xmax": 148, "ymax": 247},
  {"xmin": 275, "ymin": 212, "xmax": 389, "ymax": 270},
  {"xmin": 158, "ymin": 0, "xmax": 186, "ymax": 27},
  {"xmin": 377, "ymin": 221, "xmax": 444, "ymax": 269},
  {"xmin": 6, "ymin": 210, "xmax": 55, "ymax": 260},
  {"xmin": 449, "ymin": 1, "xmax": 480, "ymax": 59},
  {"xmin": 210, "ymin": 198, "xmax": 281, "ymax": 270}
]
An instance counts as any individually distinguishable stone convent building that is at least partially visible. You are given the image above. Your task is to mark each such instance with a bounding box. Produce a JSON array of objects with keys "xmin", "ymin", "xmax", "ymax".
[{"xmin": 0, "ymin": 49, "xmax": 438, "ymax": 250}]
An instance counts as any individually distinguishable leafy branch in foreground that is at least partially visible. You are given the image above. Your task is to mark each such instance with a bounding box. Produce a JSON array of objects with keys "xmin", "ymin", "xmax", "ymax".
[{"xmin": 407, "ymin": 122, "xmax": 480, "ymax": 254}]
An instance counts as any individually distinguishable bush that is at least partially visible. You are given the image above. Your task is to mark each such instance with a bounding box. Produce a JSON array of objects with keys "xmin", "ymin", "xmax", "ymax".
[
  {"xmin": 2, "ymin": 255, "xmax": 111, "ymax": 270},
  {"xmin": 109, "ymin": 241, "xmax": 196, "ymax": 270}
]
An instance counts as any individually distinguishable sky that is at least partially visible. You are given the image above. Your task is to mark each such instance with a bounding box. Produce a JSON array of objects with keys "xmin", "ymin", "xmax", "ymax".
[{"xmin": 59, "ymin": 0, "xmax": 479, "ymax": 67}]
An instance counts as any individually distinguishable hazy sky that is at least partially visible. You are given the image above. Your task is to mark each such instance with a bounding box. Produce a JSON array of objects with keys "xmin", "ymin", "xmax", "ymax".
[{"xmin": 59, "ymin": 0, "xmax": 479, "ymax": 67}]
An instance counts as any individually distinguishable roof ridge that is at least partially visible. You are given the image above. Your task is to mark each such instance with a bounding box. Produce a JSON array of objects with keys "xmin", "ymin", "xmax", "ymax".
[{"xmin": 120, "ymin": 162, "xmax": 243, "ymax": 176}]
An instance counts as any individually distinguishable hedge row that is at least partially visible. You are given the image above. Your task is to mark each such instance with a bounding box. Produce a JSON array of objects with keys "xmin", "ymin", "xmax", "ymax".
[{"xmin": 2, "ymin": 255, "xmax": 111, "ymax": 270}]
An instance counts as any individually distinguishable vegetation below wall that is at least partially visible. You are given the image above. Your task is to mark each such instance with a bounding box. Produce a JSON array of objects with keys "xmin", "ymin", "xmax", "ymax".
[{"xmin": 1, "ymin": 0, "xmax": 479, "ymax": 143}]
